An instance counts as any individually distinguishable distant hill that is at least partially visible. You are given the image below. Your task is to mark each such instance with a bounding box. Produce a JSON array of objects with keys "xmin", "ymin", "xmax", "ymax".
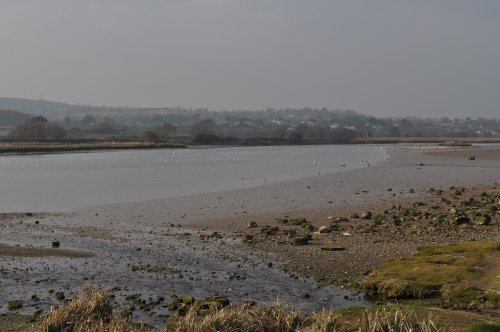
[
  {"xmin": 0, "ymin": 109, "xmax": 33, "ymax": 125},
  {"xmin": 0, "ymin": 97, "xmax": 114, "ymax": 118}
]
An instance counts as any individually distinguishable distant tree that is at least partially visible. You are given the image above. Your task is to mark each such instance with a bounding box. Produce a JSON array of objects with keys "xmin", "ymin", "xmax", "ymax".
[
  {"xmin": 304, "ymin": 124, "xmax": 329, "ymax": 140},
  {"xmin": 272, "ymin": 126, "xmax": 288, "ymax": 139},
  {"xmin": 8, "ymin": 116, "xmax": 66, "ymax": 141},
  {"xmin": 46, "ymin": 123, "xmax": 67, "ymax": 140},
  {"xmin": 25, "ymin": 116, "xmax": 48, "ymax": 140},
  {"xmin": 190, "ymin": 119, "xmax": 218, "ymax": 136},
  {"xmin": 81, "ymin": 114, "xmax": 96, "ymax": 126},
  {"xmin": 389, "ymin": 126, "xmax": 401, "ymax": 137},
  {"xmin": 63, "ymin": 116, "xmax": 72, "ymax": 124},
  {"xmin": 293, "ymin": 123, "xmax": 308, "ymax": 135},
  {"xmin": 144, "ymin": 130, "xmax": 160, "ymax": 143},
  {"xmin": 329, "ymin": 127, "xmax": 356, "ymax": 143},
  {"xmin": 102, "ymin": 116, "xmax": 114, "ymax": 129},
  {"xmin": 286, "ymin": 132, "xmax": 303, "ymax": 144},
  {"xmin": 159, "ymin": 122, "xmax": 177, "ymax": 139},
  {"xmin": 191, "ymin": 133, "xmax": 222, "ymax": 144}
]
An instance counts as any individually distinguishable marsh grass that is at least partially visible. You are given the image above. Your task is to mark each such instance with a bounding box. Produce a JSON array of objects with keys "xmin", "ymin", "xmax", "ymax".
[
  {"xmin": 364, "ymin": 241, "xmax": 500, "ymax": 308},
  {"xmin": 165, "ymin": 304, "xmax": 442, "ymax": 332},
  {"xmin": 165, "ymin": 302, "xmax": 304, "ymax": 332}
]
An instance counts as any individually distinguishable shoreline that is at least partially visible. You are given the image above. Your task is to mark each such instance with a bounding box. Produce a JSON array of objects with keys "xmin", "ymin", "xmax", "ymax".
[{"xmin": 0, "ymin": 137, "xmax": 499, "ymax": 156}]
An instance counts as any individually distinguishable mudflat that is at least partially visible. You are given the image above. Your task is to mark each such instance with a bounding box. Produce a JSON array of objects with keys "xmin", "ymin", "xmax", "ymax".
[{"xmin": 0, "ymin": 243, "xmax": 94, "ymax": 258}]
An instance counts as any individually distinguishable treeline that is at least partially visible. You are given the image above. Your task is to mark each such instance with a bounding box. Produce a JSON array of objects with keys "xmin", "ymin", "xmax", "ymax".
[{"xmin": 6, "ymin": 116, "xmax": 66, "ymax": 141}]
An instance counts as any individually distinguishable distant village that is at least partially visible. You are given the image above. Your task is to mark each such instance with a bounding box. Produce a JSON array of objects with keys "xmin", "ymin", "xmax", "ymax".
[{"xmin": 0, "ymin": 98, "xmax": 499, "ymax": 143}]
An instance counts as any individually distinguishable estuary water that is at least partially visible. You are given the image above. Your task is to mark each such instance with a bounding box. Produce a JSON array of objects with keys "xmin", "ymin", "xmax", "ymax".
[{"xmin": 0, "ymin": 144, "xmax": 388, "ymax": 212}]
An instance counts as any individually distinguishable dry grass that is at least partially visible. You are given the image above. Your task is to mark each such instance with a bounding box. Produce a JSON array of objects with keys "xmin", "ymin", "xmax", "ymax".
[
  {"xmin": 163, "ymin": 302, "xmax": 442, "ymax": 332},
  {"xmin": 164, "ymin": 301, "xmax": 305, "ymax": 332},
  {"xmin": 32, "ymin": 288, "xmax": 444, "ymax": 332},
  {"xmin": 353, "ymin": 308, "xmax": 443, "ymax": 332},
  {"xmin": 35, "ymin": 286, "xmax": 152, "ymax": 332}
]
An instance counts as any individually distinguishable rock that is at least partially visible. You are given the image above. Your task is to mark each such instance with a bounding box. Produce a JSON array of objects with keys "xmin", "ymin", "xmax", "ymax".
[
  {"xmin": 321, "ymin": 247, "xmax": 346, "ymax": 252},
  {"xmin": 247, "ymin": 221, "xmax": 258, "ymax": 228},
  {"xmin": 292, "ymin": 217, "xmax": 308, "ymax": 225},
  {"xmin": 291, "ymin": 234, "xmax": 311, "ymax": 246},
  {"xmin": 7, "ymin": 300, "xmax": 23, "ymax": 310},
  {"xmin": 301, "ymin": 223, "xmax": 315, "ymax": 232},
  {"xmin": 55, "ymin": 292, "xmax": 65, "ymax": 301},
  {"xmin": 318, "ymin": 226, "xmax": 330, "ymax": 234},
  {"xmin": 476, "ymin": 214, "xmax": 491, "ymax": 225},
  {"xmin": 361, "ymin": 211, "xmax": 372, "ymax": 220},
  {"xmin": 241, "ymin": 234, "xmax": 254, "ymax": 243},
  {"xmin": 453, "ymin": 214, "xmax": 470, "ymax": 224},
  {"xmin": 52, "ymin": 241, "xmax": 60, "ymax": 248},
  {"xmin": 260, "ymin": 225, "xmax": 279, "ymax": 236}
]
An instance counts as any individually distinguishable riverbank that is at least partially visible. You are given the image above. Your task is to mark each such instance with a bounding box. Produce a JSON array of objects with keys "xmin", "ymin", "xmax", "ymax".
[
  {"xmin": 0, "ymin": 144, "xmax": 499, "ymax": 330},
  {"xmin": 0, "ymin": 137, "xmax": 499, "ymax": 155},
  {"xmin": 0, "ymin": 141, "xmax": 186, "ymax": 154}
]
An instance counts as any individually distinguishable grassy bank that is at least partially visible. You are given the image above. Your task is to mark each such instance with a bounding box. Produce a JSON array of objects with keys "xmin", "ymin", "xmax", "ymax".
[
  {"xmin": 1, "ymin": 136, "xmax": 498, "ymax": 155},
  {"xmin": 0, "ymin": 141, "xmax": 185, "ymax": 154},
  {"xmin": 364, "ymin": 241, "xmax": 500, "ymax": 309}
]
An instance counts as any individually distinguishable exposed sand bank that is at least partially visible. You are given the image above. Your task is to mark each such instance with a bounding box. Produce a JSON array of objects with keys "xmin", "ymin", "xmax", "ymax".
[{"xmin": 43, "ymin": 144, "xmax": 499, "ymax": 232}]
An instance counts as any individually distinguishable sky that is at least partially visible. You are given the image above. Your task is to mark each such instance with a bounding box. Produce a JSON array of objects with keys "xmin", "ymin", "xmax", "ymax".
[{"xmin": 0, "ymin": 0, "xmax": 499, "ymax": 118}]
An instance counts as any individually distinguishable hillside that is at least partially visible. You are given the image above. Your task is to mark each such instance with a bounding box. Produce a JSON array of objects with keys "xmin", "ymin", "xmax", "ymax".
[
  {"xmin": 0, "ymin": 109, "xmax": 32, "ymax": 125},
  {"xmin": 0, "ymin": 97, "xmax": 114, "ymax": 118}
]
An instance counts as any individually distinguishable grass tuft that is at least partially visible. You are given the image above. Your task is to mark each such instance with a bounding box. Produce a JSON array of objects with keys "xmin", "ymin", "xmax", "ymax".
[
  {"xmin": 354, "ymin": 308, "xmax": 443, "ymax": 332},
  {"xmin": 36, "ymin": 286, "xmax": 152, "ymax": 332}
]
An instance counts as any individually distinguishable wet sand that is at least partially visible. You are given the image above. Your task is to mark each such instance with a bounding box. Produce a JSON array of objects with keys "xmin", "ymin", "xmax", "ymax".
[
  {"xmin": 0, "ymin": 243, "xmax": 94, "ymax": 258},
  {"xmin": 49, "ymin": 144, "xmax": 499, "ymax": 231},
  {"xmin": 0, "ymin": 144, "xmax": 499, "ymax": 327}
]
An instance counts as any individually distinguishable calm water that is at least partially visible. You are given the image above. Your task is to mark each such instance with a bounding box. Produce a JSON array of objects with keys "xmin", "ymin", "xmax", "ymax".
[{"xmin": 0, "ymin": 145, "xmax": 388, "ymax": 212}]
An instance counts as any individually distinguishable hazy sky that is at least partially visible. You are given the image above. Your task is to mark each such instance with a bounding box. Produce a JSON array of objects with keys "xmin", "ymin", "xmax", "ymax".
[{"xmin": 1, "ymin": 0, "xmax": 499, "ymax": 118}]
